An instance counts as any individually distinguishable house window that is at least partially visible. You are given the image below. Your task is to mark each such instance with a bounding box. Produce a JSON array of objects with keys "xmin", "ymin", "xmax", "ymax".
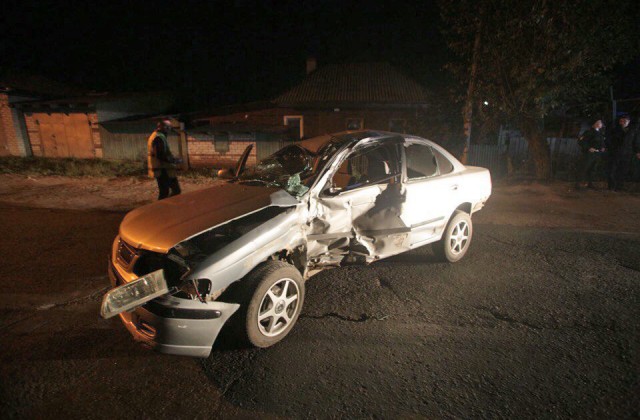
[
  {"xmin": 389, "ymin": 119, "xmax": 407, "ymax": 133},
  {"xmin": 213, "ymin": 132, "xmax": 230, "ymax": 153},
  {"xmin": 346, "ymin": 118, "xmax": 364, "ymax": 130},
  {"xmin": 284, "ymin": 116, "xmax": 304, "ymax": 139}
]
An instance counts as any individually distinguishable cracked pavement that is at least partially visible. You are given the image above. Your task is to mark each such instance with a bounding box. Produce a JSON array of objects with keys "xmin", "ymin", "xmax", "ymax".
[{"xmin": 1, "ymin": 183, "xmax": 639, "ymax": 418}]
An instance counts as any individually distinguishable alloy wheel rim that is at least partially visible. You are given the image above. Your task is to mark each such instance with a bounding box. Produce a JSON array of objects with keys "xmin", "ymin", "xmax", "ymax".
[
  {"xmin": 449, "ymin": 220, "xmax": 469, "ymax": 255},
  {"xmin": 257, "ymin": 278, "xmax": 299, "ymax": 337}
]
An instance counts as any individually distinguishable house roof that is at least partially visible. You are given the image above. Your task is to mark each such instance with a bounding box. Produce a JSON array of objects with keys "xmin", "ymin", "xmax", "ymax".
[
  {"xmin": 186, "ymin": 101, "xmax": 275, "ymax": 120},
  {"xmin": 274, "ymin": 62, "xmax": 429, "ymax": 107},
  {"xmin": 0, "ymin": 71, "xmax": 83, "ymax": 97},
  {"xmin": 11, "ymin": 91, "xmax": 172, "ymax": 108}
]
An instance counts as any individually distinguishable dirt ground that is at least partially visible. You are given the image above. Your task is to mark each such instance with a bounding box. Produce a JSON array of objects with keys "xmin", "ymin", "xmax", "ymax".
[
  {"xmin": 0, "ymin": 174, "xmax": 220, "ymax": 212},
  {"xmin": 1, "ymin": 174, "xmax": 639, "ymax": 232}
]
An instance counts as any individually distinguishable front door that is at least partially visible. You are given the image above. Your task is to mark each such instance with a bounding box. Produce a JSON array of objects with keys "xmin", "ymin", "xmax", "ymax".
[{"xmin": 308, "ymin": 140, "xmax": 409, "ymax": 263}]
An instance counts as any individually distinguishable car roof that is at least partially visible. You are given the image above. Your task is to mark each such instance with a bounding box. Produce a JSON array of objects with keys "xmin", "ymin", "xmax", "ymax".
[{"xmin": 298, "ymin": 130, "xmax": 389, "ymax": 154}]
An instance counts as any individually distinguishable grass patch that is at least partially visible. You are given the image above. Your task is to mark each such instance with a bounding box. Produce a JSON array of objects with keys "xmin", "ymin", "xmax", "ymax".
[
  {"xmin": 180, "ymin": 167, "xmax": 218, "ymax": 179},
  {"xmin": 0, "ymin": 156, "xmax": 217, "ymax": 179},
  {"xmin": 0, "ymin": 156, "xmax": 145, "ymax": 177}
]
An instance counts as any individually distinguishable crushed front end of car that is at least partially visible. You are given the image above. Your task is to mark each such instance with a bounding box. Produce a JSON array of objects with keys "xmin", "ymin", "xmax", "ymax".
[
  {"xmin": 103, "ymin": 236, "xmax": 241, "ymax": 357},
  {"xmin": 101, "ymin": 179, "xmax": 305, "ymax": 357}
]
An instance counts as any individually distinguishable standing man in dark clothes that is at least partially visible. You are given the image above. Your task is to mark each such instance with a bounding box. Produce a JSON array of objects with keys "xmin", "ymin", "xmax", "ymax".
[
  {"xmin": 148, "ymin": 119, "xmax": 181, "ymax": 200},
  {"xmin": 606, "ymin": 114, "xmax": 638, "ymax": 191},
  {"xmin": 576, "ymin": 119, "xmax": 606, "ymax": 190}
]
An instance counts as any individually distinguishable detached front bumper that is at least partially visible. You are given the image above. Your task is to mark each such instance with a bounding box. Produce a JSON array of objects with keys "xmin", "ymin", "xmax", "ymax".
[{"xmin": 108, "ymin": 262, "xmax": 239, "ymax": 358}]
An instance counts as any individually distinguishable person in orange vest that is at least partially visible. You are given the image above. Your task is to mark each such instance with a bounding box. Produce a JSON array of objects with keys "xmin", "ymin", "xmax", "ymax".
[{"xmin": 148, "ymin": 119, "xmax": 181, "ymax": 200}]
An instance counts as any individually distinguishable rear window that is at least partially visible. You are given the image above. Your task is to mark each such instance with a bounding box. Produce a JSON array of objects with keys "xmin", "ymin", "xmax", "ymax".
[
  {"xmin": 433, "ymin": 148, "xmax": 454, "ymax": 174},
  {"xmin": 405, "ymin": 144, "xmax": 437, "ymax": 179}
]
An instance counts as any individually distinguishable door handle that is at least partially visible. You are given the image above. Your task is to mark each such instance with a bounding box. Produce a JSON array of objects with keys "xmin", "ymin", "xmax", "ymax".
[{"xmin": 450, "ymin": 184, "xmax": 459, "ymax": 190}]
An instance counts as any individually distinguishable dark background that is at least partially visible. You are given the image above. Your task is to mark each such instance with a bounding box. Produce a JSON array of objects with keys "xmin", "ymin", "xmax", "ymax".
[
  {"xmin": 1, "ymin": 0, "xmax": 449, "ymax": 108},
  {"xmin": 2, "ymin": 0, "xmax": 638, "ymax": 113}
]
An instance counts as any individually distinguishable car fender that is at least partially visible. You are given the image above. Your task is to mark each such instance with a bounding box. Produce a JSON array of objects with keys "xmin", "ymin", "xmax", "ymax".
[{"xmin": 186, "ymin": 204, "xmax": 308, "ymax": 293}]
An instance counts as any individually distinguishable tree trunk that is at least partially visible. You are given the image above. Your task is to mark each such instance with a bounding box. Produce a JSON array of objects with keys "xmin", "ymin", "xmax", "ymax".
[
  {"xmin": 522, "ymin": 120, "xmax": 552, "ymax": 180},
  {"xmin": 461, "ymin": 9, "xmax": 484, "ymax": 164}
]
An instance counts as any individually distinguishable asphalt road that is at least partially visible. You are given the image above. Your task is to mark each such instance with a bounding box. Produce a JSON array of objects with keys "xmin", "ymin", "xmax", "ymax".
[{"xmin": 1, "ymin": 204, "xmax": 638, "ymax": 419}]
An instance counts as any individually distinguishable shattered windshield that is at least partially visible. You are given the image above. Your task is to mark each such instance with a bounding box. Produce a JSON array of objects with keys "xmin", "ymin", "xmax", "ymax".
[
  {"xmin": 236, "ymin": 133, "xmax": 374, "ymax": 196},
  {"xmin": 237, "ymin": 144, "xmax": 317, "ymax": 196}
]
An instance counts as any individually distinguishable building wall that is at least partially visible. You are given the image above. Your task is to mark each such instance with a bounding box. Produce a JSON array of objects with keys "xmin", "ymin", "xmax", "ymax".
[
  {"xmin": 203, "ymin": 107, "xmax": 421, "ymax": 139},
  {"xmin": 0, "ymin": 93, "xmax": 27, "ymax": 156},
  {"xmin": 24, "ymin": 113, "xmax": 42, "ymax": 156},
  {"xmin": 12, "ymin": 107, "xmax": 31, "ymax": 156},
  {"xmin": 89, "ymin": 114, "xmax": 103, "ymax": 158},
  {"xmin": 187, "ymin": 131, "xmax": 257, "ymax": 169},
  {"xmin": 191, "ymin": 106, "xmax": 423, "ymax": 169}
]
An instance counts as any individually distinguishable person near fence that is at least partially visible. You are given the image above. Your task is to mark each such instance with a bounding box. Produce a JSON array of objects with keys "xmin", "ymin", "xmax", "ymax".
[
  {"xmin": 147, "ymin": 119, "xmax": 182, "ymax": 200},
  {"xmin": 575, "ymin": 119, "xmax": 606, "ymax": 190},
  {"xmin": 605, "ymin": 114, "xmax": 637, "ymax": 191}
]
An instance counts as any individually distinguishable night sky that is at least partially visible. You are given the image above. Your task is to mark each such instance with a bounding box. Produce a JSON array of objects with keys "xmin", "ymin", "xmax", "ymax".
[{"xmin": 1, "ymin": 0, "xmax": 448, "ymax": 108}]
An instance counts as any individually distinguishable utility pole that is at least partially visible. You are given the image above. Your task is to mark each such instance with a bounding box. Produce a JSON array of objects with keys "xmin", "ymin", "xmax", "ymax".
[
  {"xmin": 461, "ymin": 6, "xmax": 484, "ymax": 165},
  {"xmin": 610, "ymin": 86, "xmax": 616, "ymax": 122}
]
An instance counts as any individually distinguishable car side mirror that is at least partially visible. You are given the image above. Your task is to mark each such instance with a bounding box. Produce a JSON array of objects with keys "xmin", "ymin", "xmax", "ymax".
[{"xmin": 217, "ymin": 168, "xmax": 233, "ymax": 179}]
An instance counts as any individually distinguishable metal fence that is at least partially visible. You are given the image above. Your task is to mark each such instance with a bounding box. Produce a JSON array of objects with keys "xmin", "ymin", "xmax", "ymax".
[
  {"xmin": 100, "ymin": 121, "xmax": 180, "ymax": 161},
  {"xmin": 468, "ymin": 137, "xmax": 581, "ymax": 179}
]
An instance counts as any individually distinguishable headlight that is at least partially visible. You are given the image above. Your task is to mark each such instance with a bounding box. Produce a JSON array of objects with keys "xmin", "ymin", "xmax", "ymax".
[{"xmin": 100, "ymin": 270, "xmax": 169, "ymax": 319}]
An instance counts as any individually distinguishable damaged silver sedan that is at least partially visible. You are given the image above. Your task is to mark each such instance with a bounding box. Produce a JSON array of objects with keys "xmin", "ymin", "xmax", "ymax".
[{"xmin": 101, "ymin": 130, "xmax": 491, "ymax": 357}]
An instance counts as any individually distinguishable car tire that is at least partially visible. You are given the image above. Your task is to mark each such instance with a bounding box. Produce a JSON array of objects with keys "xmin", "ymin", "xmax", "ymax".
[
  {"xmin": 433, "ymin": 210, "xmax": 473, "ymax": 263},
  {"xmin": 232, "ymin": 261, "xmax": 305, "ymax": 348}
]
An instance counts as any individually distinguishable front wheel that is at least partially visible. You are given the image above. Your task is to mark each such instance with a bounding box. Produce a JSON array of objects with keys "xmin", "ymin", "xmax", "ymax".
[
  {"xmin": 433, "ymin": 210, "xmax": 473, "ymax": 263},
  {"xmin": 232, "ymin": 261, "xmax": 305, "ymax": 348}
]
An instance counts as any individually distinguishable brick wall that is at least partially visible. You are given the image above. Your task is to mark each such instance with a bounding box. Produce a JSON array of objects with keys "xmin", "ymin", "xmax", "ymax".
[
  {"xmin": 0, "ymin": 93, "xmax": 27, "ymax": 156},
  {"xmin": 88, "ymin": 113, "xmax": 103, "ymax": 158},
  {"xmin": 199, "ymin": 106, "xmax": 421, "ymax": 139},
  {"xmin": 187, "ymin": 133, "xmax": 257, "ymax": 169}
]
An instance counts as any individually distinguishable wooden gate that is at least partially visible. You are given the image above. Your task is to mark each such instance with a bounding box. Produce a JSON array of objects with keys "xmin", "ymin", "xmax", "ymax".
[{"xmin": 34, "ymin": 113, "xmax": 95, "ymax": 158}]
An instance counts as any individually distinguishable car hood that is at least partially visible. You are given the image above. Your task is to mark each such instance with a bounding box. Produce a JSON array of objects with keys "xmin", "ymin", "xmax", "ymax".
[{"xmin": 119, "ymin": 183, "xmax": 284, "ymax": 253}]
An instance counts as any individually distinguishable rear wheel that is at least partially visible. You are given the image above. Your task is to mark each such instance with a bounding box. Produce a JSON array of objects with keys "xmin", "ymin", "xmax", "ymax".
[
  {"xmin": 433, "ymin": 210, "xmax": 473, "ymax": 262},
  {"xmin": 232, "ymin": 261, "xmax": 305, "ymax": 348}
]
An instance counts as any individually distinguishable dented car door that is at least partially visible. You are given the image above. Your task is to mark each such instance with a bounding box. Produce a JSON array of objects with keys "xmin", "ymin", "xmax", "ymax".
[{"xmin": 308, "ymin": 139, "xmax": 410, "ymax": 264}]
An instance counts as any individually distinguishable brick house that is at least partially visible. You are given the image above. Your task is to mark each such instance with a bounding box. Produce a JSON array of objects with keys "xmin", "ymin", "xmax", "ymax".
[{"xmin": 187, "ymin": 61, "xmax": 429, "ymax": 168}]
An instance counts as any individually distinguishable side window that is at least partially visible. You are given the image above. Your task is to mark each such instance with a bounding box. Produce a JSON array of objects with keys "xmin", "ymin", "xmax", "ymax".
[
  {"xmin": 284, "ymin": 116, "xmax": 304, "ymax": 139},
  {"xmin": 389, "ymin": 119, "xmax": 407, "ymax": 133},
  {"xmin": 330, "ymin": 143, "xmax": 399, "ymax": 192},
  {"xmin": 432, "ymin": 148, "xmax": 454, "ymax": 174},
  {"xmin": 405, "ymin": 144, "xmax": 437, "ymax": 179},
  {"xmin": 346, "ymin": 118, "xmax": 364, "ymax": 130},
  {"xmin": 213, "ymin": 132, "xmax": 230, "ymax": 153}
]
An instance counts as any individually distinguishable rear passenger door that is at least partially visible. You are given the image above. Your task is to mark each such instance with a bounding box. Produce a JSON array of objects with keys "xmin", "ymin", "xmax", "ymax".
[{"xmin": 401, "ymin": 141, "xmax": 460, "ymax": 246}]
